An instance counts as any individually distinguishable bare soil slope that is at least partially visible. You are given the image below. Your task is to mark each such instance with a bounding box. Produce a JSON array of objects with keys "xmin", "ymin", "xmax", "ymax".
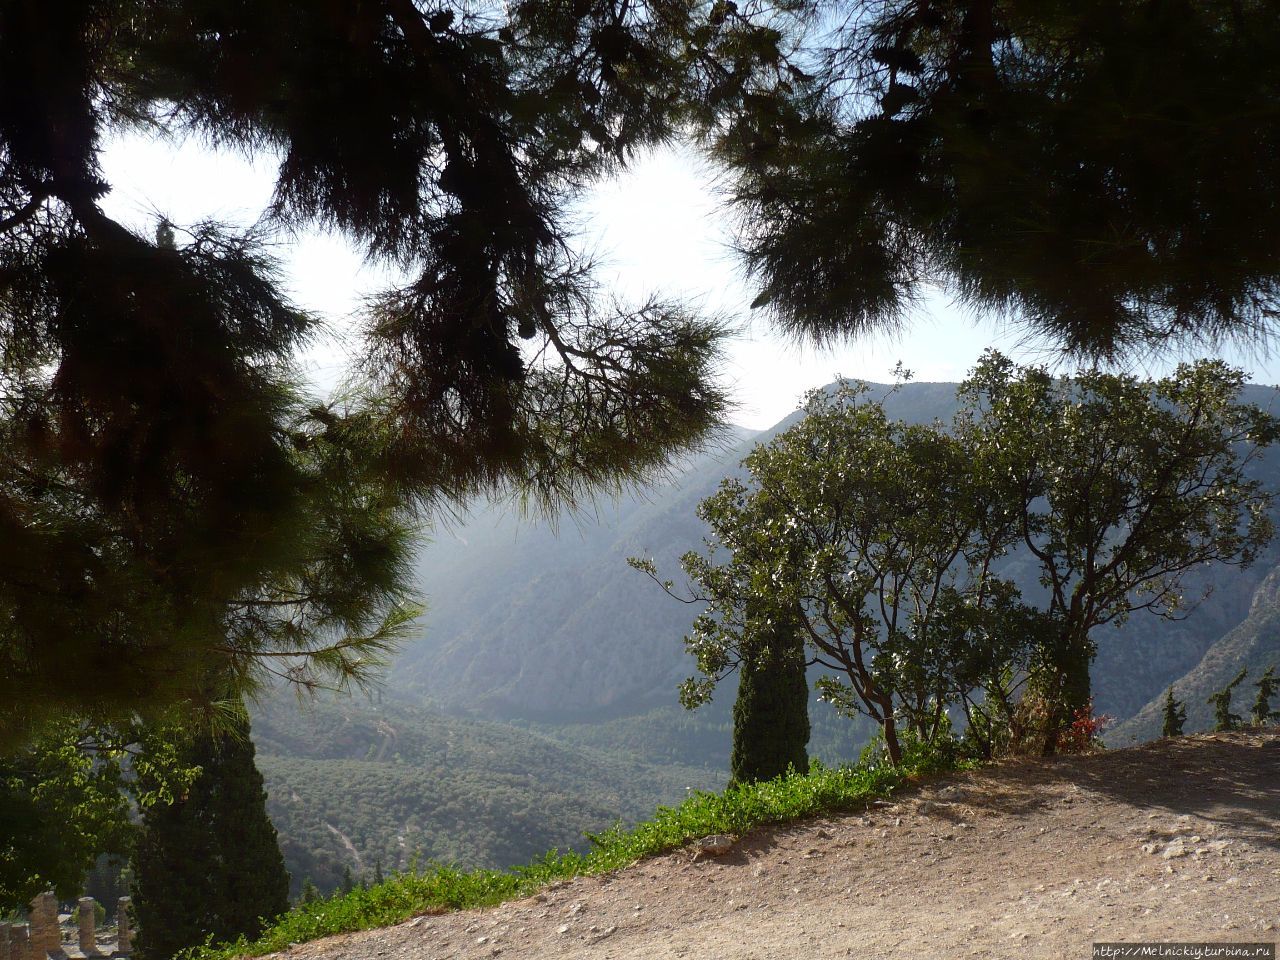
[{"xmin": 283, "ymin": 732, "xmax": 1280, "ymax": 960}]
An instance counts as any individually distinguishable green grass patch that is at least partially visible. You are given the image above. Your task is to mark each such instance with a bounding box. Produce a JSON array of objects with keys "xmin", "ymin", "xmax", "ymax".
[{"xmin": 188, "ymin": 756, "xmax": 951, "ymax": 960}]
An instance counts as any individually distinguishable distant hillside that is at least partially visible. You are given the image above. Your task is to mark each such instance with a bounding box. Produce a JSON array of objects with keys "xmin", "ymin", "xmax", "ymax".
[
  {"xmin": 249, "ymin": 695, "xmax": 721, "ymax": 896},
  {"xmin": 393, "ymin": 431, "xmax": 758, "ymax": 720},
  {"xmin": 1111, "ymin": 568, "xmax": 1280, "ymax": 743}
]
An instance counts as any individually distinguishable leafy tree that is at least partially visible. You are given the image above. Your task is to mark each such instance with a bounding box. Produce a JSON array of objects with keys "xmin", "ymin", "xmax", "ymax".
[
  {"xmin": 131, "ymin": 706, "xmax": 290, "ymax": 960},
  {"xmin": 1251, "ymin": 666, "xmax": 1280, "ymax": 726},
  {"xmin": 715, "ymin": 0, "xmax": 1280, "ymax": 360},
  {"xmin": 299, "ymin": 880, "xmax": 322, "ymax": 906},
  {"xmin": 960, "ymin": 354, "xmax": 1280, "ymax": 749},
  {"xmin": 0, "ymin": 720, "xmax": 195, "ymax": 911},
  {"xmin": 729, "ymin": 608, "xmax": 810, "ymax": 784},
  {"xmin": 1161, "ymin": 688, "xmax": 1187, "ymax": 739},
  {"xmin": 637, "ymin": 381, "xmax": 1040, "ymax": 764},
  {"xmin": 0, "ymin": 0, "xmax": 743, "ymax": 746},
  {"xmin": 1208, "ymin": 669, "xmax": 1249, "ymax": 733},
  {"xmin": 373, "ymin": 860, "xmax": 384, "ymax": 886},
  {"xmin": 340, "ymin": 867, "xmax": 355, "ymax": 897}
]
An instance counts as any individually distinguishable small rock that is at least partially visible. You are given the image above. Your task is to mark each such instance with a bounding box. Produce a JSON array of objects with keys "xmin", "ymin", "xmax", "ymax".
[
  {"xmin": 557, "ymin": 925, "xmax": 570, "ymax": 935},
  {"xmin": 693, "ymin": 835, "xmax": 736, "ymax": 857},
  {"xmin": 475, "ymin": 936, "xmax": 488, "ymax": 945},
  {"xmin": 1162, "ymin": 840, "xmax": 1188, "ymax": 859}
]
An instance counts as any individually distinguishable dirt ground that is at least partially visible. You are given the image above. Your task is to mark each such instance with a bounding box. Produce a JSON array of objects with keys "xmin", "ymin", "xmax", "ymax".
[{"xmin": 282, "ymin": 731, "xmax": 1280, "ymax": 960}]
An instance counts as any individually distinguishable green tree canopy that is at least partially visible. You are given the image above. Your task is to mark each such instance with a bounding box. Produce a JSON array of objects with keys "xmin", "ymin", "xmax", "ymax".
[
  {"xmin": 1161, "ymin": 688, "xmax": 1187, "ymax": 739},
  {"xmin": 637, "ymin": 379, "xmax": 1044, "ymax": 764},
  {"xmin": 728, "ymin": 606, "xmax": 810, "ymax": 784},
  {"xmin": 960, "ymin": 354, "xmax": 1280, "ymax": 744},
  {"xmin": 0, "ymin": 720, "xmax": 196, "ymax": 911},
  {"xmin": 1209, "ymin": 668, "xmax": 1249, "ymax": 732}
]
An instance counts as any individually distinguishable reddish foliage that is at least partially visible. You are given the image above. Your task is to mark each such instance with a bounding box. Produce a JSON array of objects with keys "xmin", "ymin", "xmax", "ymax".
[{"xmin": 1057, "ymin": 700, "xmax": 1114, "ymax": 754}]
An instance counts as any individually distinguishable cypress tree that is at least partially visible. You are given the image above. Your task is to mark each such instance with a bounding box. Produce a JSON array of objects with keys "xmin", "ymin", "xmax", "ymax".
[
  {"xmin": 1251, "ymin": 666, "xmax": 1280, "ymax": 726},
  {"xmin": 1208, "ymin": 669, "xmax": 1249, "ymax": 733},
  {"xmin": 132, "ymin": 708, "xmax": 289, "ymax": 960},
  {"xmin": 729, "ymin": 610, "xmax": 810, "ymax": 786},
  {"xmin": 1161, "ymin": 688, "xmax": 1187, "ymax": 738}
]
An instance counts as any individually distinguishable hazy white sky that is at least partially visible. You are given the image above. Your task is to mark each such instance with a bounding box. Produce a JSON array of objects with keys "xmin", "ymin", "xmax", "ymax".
[{"xmin": 99, "ymin": 134, "xmax": 1280, "ymax": 430}]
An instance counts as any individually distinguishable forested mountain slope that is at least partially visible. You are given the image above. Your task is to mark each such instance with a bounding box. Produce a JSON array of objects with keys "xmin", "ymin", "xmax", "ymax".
[
  {"xmin": 249, "ymin": 696, "xmax": 721, "ymax": 896},
  {"xmin": 1112, "ymin": 568, "xmax": 1280, "ymax": 743}
]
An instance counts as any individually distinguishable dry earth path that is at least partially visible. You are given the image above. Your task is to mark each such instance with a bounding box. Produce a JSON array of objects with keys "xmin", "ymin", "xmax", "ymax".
[{"xmin": 282, "ymin": 732, "xmax": 1280, "ymax": 960}]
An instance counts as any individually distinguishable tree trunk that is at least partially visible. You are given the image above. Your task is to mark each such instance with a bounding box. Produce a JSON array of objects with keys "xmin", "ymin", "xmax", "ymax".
[
  {"xmin": 1041, "ymin": 633, "xmax": 1092, "ymax": 756},
  {"xmin": 881, "ymin": 710, "xmax": 903, "ymax": 766}
]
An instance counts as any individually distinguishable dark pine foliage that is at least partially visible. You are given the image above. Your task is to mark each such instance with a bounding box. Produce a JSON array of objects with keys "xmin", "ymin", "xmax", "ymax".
[
  {"xmin": 730, "ymin": 611, "xmax": 810, "ymax": 785},
  {"xmin": 1161, "ymin": 688, "xmax": 1187, "ymax": 739},
  {"xmin": 1208, "ymin": 668, "xmax": 1249, "ymax": 733},
  {"xmin": 132, "ymin": 709, "xmax": 290, "ymax": 960},
  {"xmin": 717, "ymin": 0, "xmax": 1280, "ymax": 361},
  {"xmin": 1251, "ymin": 666, "xmax": 1280, "ymax": 726},
  {"xmin": 0, "ymin": 0, "xmax": 746, "ymax": 745}
]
